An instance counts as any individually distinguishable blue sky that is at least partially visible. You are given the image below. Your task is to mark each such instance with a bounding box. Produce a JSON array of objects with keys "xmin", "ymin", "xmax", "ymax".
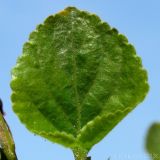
[{"xmin": 0, "ymin": 0, "xmax": 160, "ymax": 160}]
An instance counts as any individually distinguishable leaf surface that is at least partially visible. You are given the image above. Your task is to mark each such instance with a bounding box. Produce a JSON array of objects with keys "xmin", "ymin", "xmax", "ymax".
[
  {"xmin": 11, "ymin": 7, "xmax": 149, "ymax": 153},
  {"xmin": 146, "ymin": 123, "xmax": 160, "ymax": 160},
  {"xmin": 0, "ymin": 113, "xmax": 17, "ymax": 160}
]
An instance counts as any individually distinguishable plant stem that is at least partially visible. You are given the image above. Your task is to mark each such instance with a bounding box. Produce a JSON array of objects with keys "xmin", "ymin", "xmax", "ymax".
[{"xmin": 73, "ymin": 147, "xmax": 88, "ymax": 160}]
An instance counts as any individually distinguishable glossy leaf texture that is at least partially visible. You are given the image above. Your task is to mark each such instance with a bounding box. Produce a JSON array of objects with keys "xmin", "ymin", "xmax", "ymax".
[
  {"xmin": 0, "ymin": 113, "xmax": 17, "ymax": 160},
  {"xmin": 146, "ymin": 123, "xmax": 160, "ymax": 160},
  {"xmin": 10, "ymin": 7, "xmax": 149, "ymax": 154}
]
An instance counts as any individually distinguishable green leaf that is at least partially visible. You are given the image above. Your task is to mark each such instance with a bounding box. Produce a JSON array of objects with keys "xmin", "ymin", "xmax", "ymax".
[
  {"xmin": 10, "ymin": 7, "xmax": 149, "ymax": 159},
  {"xmin": 0, "ymin": 113, "xmax": 17, "ymax": 160},
  {"xmin": 146, "ymin": 123, "xmax": 160, "ymax": 160}
]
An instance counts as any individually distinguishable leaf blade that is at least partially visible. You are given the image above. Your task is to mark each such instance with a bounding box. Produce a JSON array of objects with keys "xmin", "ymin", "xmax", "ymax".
[
  {"xmin": 0, "ymin": 113, "xmax": 17, "ymax": 160},
  {"xmin": 11, "ymin": 7, "xmax": 149, "ymax": 152},
  {"xmin": 146, "ymin": 123, "xmax": 160, "ymax": 160}
]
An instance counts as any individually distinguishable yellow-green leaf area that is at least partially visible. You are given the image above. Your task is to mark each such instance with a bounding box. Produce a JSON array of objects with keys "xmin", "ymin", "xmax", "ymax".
[{"xmin": 0, "ymin": 113, "xmax": 17, "ymax": 160}]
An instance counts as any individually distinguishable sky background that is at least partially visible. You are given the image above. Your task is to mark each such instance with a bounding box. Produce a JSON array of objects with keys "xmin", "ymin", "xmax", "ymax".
[{"xmin": 0, "ymin": 0, "xmax": 160, "ymax": 160}]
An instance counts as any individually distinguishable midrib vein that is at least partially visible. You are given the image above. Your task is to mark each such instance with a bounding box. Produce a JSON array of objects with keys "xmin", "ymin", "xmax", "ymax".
[{"xmin": 70, "ymin": 16, "xmax": 81, "ymax": 133}]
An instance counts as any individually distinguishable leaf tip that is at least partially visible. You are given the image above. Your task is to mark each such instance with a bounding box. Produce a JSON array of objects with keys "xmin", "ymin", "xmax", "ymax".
[{"xmin": 59, "ymin": 6, "xmax": 78, "ymax": 16}]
